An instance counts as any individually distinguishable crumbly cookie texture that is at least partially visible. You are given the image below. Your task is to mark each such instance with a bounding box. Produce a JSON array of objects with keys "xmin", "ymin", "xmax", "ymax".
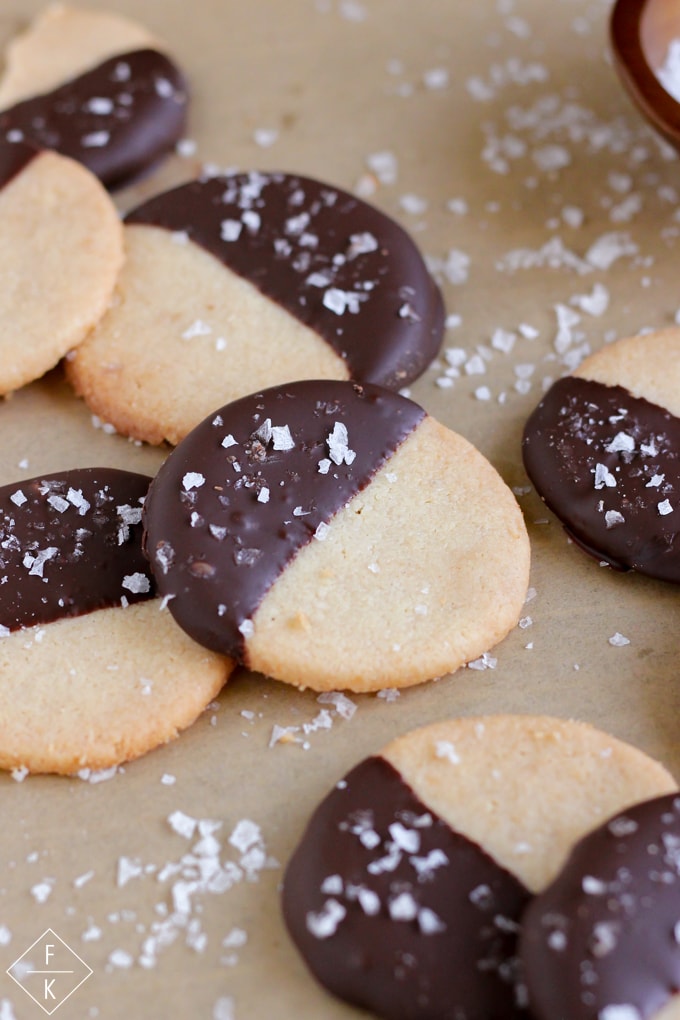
[
  {"xmin": 522, "ymin": 329, "xmax": 680, "ymax": 582},
  {"xmin": 0, "ymin": 143, "xmax": 123, "ymax": 394},
  {"xmin": 142, "ymin": 380, "xmax": 530, "ymax": 692},
  {"xmin": 0, "ymin": 601, "xmax": 231, "ymax": 775},
  {"xmin": 66, "ymin": 171, "xmax": 444, "ymax": 443},
  {"xmin": 281, "ymin": 715, "xmax": 677, "ymax": 1020}
]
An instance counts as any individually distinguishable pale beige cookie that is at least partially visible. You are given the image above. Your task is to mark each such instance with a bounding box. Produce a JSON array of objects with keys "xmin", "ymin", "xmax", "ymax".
[
  {"xmin": 281, "ymin": 714, "xmax": 676, "ymax": 1020},
  {"xmin": 574, "ymin": 325, "xmax": 680, "ymax": 417},
  {"xmin": 66, "ymin": 171, "xmax": 444, "ymax": 444},
  {"xmin": 0, "ymin": 466, "xmax": 231, "ymax": 775},
  {"xmin": 247, "ymin": 416, "xmax": 530, "ymax": 692},
  {"xmin": 0, "ymin": 601, "xmax": 231, "ymax": 775},
  {"xmin": 0, "ymin": 4, "xmax": 157, "ymax": 108},
  {"xmin": 66, "ymin": 225, "xmax": 347, "ymax": 446},
  {"xmin": 381, "ymin": 714, "xmax": 677, "ymax": 891},
  {"xmin": 0, "ymin": 141, "xmax": 123, "ymax": 395},
  {"xmin": 143, "ymin": 381, "xmax": 530, "ymax": 693}
]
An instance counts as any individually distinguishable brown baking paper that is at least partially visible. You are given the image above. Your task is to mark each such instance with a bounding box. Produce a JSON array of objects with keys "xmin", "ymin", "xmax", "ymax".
[{"xmin": 0, "ymin": 0, "xmax": 678, "ymax": 1017}]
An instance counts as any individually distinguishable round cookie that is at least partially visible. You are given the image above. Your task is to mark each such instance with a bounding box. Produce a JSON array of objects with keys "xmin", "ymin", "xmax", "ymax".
[
  {"xmin": 0, "ymin": 467, "xmax": 231, "ymax": 774},
  {"xmin": 0, "ymin": 5, "xmax": 188, "ymax": 189},
  {"xmin": 142, "ymin": 380, "xmax": 529, "ymax": 692},
  {"xmin": 0, "ymin": 135, "xmax": 123, "ymax": 395},
  {"xmin": 520, "ymin": 792, "xmax": 680, "ymax": 1020},
  {"xmin": 522, "ymin": 329, "xmax": 680, "ymax": 583},
  {"xmin": 281, "ymin": 715, "xmax": 677, "ymax": 1020},
  {"xmin": 65, "ymin": 171, "xmax": 445, "ymax": 445}
]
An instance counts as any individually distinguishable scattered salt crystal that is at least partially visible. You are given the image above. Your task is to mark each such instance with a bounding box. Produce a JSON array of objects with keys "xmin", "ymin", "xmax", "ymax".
[
  {"xmin": 168, "ymin": 811, "xmax": 197, "ymax": 840},
  {"xmin": 317, "ymin": 691, "xmax": 357, "ymax": 719},
  {"xmin": 11, "ymin": 766, "xmax": 28, "ymax": 782},
  {"xmin": 254, "ymin": 127, "xmax": 278, "ymax": 147},
  {"xmin": 108, "ymin": 949, "xmax": 134, "ymax": 969},
  {"xmin": 213, "ymin": 997, "xmax": 235, "ymax": 1020},
  {"xmin": 582, "ymin": 875, "xmax": 607, "ymax": 894},
  {"xmin": 608, "ymin": 632, "xmax": 630, "ymax": 647},
  {"xmin": 435, "ymin": 740, "xmax": 460, "ymax": 764},
  {"xmin": 81, "ymin": 130, "xmax": 110, "ymax": 148},
  {"xmin": 31, "ymin": 880, "xmax": 54, "ymax": 904},
  {"xmin": 658, "ymin": 499, "xmax": 674, "ymax": 516},
  {"xmin": 182, "ymin": 319, "xmax": 212, "ymax": 339},
  {"xmin": 314, "ymin": 522, "xmax": 330, "ymax": 541},
  {"xmin": 585, "ymin": 232, "xmax": 638, "ymax": 270},
  {"xmin": 366, "ymin": 150, "xmax": 398, "ymax": 185},
  {"xmin": 239, "ymin": 619, "xmax": 255, "ymax": 638},
  {"xmin": 271, "ymin": 425, "xmax": 295, "ymax": 451},
  {"xmin": 9, "ymin": 490, "xmax": 26, "ymax": 507}
]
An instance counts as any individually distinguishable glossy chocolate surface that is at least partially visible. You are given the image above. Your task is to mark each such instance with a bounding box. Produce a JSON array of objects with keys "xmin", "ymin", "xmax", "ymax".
[
  {"xmin": 520, "ymin": 792, "xmax": 680, "ymax": 1020},
  {"xmin": 0, "ymin": 134, "xmax": 39, "ymax": 189},
  {"xmin": 126, "ymin": 171, "xmax": 445, "ymax": 388},
  {"xmin": 522, "ymin": 375, "xmax": 680, "ymax": 582},
  {"xmin": 282, "ymin": 754, "xmax": 531, "ymax": 1020},
  {"xmin": 142, "ymin": 380, "xmax": 425, "ymax": 660},
  {"xmin": 0, "ymin": 49, "xmax": 187, "ymax": 189},
  {"xmin": 0, "ymin": 467, "xmax": 154, "ymax": 630}
]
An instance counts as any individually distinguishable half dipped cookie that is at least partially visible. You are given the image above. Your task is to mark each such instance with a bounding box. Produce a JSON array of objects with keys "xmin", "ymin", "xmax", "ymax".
[
  {"xmin": 0, "ymin": 468, "xmax": 231, "ymax": 774},
  {"xmin": 142, "ymin": 380, "xmax": 529, "ymax": 692},
  {"xmin": 0, "ymin": 5, "xmax": 188, "ymax": 188},
  {"xmin": 522, "ymin": 329, "xmax": 680, "ymax": 583},
  {"xmin": 66, "ymin": 171, "xmax": 445, "ymax": 445},
  {"xmin": 281, "ymin": 715, "xmax": 677, "ymax": 1019}
]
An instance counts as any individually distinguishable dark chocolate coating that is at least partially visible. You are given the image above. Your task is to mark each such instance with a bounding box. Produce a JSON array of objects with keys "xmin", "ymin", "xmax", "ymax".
[
  {"xmin": 125, "ymin": 171, "xmax": 445, "ymax": 388},
  {"xmin": 522, "ymin": 375, "xmax": 680, "ymax": 582},
  {"xmin": 0, "ymin": 467, "xmax": 154, "ymax": 630},
  {"xmin": 0, "ymin": 134, "xmax": 39, "ymax": 189},
  {"xmin": 520, "ymin": 793, "xmax": 680, "ymax": 1020},
  {"xmin": 142, "ymin": 380, "xmax": 426, "ymax": 661},
  {"xmin": 282, "ymin": 754, "xmax": 531, "ymax": 1020},
  {"xmin": 0, "ymin": 49, "xmax": 187, "ymax": 189}
]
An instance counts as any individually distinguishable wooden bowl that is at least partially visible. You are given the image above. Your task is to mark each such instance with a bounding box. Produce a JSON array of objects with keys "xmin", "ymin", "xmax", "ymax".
[{"xmin": 611, "ymin": 0, "xmax": 680, "ymax": 150}]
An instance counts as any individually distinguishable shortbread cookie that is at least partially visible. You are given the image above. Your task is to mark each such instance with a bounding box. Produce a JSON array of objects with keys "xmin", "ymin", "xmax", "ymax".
[
  {"xmin": 521, "ymin": 792, "xmax": 680, "ymax": 1020},
  {"xmin": 281, "ymin": 716, "xmax": 677, "ymax": 1020},
  {"xmin": 142, "ymin": 380, "xmax": 529, "ymax": 692},
  {"xmin": 522, "ymin": 329, "xmax": 680, "ymax": 583},
  {"xmin": 66, "ymin": 171, "xmax": 445, "ymax": 445},
  {"xmin": 0, "ymin": 468, "xmax": 231, "ymax": 774},
  {"xmin": 0, "ymin": 135, "xmax": 123, "ymax": 395},
  {"xmin": 0, "ymin": 5, "xmax": 187, "ymax": 188}
]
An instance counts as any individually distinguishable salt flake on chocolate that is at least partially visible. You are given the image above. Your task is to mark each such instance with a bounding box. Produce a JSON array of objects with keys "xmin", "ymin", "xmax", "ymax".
[
  {"xmin": 182, "ymin": 472, "xmax": 206, "ymax": 491},
  {"xmin": 9, "ymin": 490, "xmax": 26, "ymax": 507},
  {"xmin": 327, "ymin": 422, "xmax": 356, "ymax": 465},
  {"xmin": 594, "ymin": 464, "xmax": 616, "ymax": 489},
  {"xmin": 122, "ymin": 573, "xmax": 151, "ymax": 594},
  {"xmin": 604, "ymin": 510, "xmax": 625, "ymax": 528},
  {"xmin": 306, "ymin": 899, "xmax": 346, "ymax": 939},
  {"xmin": 606, "ymin": 432, "xmax": 635, "ymax": 454},
  {"xmin": 271, "ymin": 425, "xmax": 295, "ymax": 451},
  {"xmin": 658, "ymin": 499, "xmax": 674, "ymax": 516}
]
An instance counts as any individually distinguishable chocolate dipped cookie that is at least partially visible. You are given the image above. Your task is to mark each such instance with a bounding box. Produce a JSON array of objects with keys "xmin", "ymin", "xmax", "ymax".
[
  {"xmin": 521, "ymin": 792, "xmax": 680, "ymax": 1020},
  {"xmin": 0, "ymin": 467, "xmax": 231, "ymax": 774},
  {"xmin": 0, "ymin": 134, "xmax": 122, "ymax": 395},
  {"xmin": 281, "ymin": 715, "xmax": 677, "ymax": 1019},
  {"xmin": 66, "ymin": 171, "xmax": 445, "ymax": 445},
  {"xmin": 141, "ymin": 380, "xmax": 530, "ymax": 692},
  {"xmin": 0, "ymin": 5, "xmax": 187, "ymax": 188},
  {"xmin": 522, "ymin": 329, "xmax": 680, "ymax": 583}
]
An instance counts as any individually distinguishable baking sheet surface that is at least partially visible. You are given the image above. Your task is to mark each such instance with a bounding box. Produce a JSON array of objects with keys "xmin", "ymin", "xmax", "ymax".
[{"xmin": 0, "ymin": 0, "xmax": 678, "ymax": 1017}]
